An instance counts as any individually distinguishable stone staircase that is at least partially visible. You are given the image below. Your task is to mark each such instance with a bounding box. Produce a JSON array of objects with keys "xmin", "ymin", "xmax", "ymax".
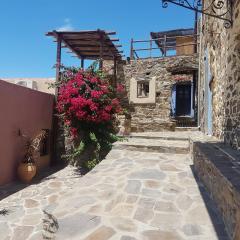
[{"xmin": 114, "ymin": 132, "xmax": 191, "ymax": 154}]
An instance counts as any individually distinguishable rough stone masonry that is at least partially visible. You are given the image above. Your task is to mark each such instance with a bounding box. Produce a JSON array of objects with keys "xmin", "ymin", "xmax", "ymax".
[
  {"xmin": 198, "ymin": 0, "xmax": 240, "ymax": 149},
  {"xmin": 120, "ymin": 55, "xmax": 198, "ymax": 132}
]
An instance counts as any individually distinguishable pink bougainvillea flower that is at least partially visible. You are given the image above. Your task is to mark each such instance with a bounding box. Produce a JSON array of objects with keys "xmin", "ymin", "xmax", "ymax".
[
  {"xmin": 111, "ymin": 98, "xmax": 120, "ymax": 106},
  {"xmin": 56, "ymin": 69, "xmax": 122, "ymax": 138},
  {"xmin": 64, "ymin": 119, "xmax": 71, "ymax": 126},
  {"xmin": 70, "ymin": 127, "xmax": 78, "ymax": 138},
  {"xmin": 116, "ymin": 83, "xmax": 125, "ymax": 93},
  {"xmin": 105, "ymin": 105, "xmax": 112, "ymax": 112},
  {"xmin": 90, "ymin": 90, "xmax": 103, "ymax": 99}
]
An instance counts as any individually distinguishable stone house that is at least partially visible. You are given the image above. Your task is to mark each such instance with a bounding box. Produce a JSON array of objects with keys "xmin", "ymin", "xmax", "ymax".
[
  {"xmin": 198, "ymin": 0, "xmax": 240, "ymax": 149},
  {"xmin": 115, "ymin": 29, "xmax": 199, "ymax": 132}
]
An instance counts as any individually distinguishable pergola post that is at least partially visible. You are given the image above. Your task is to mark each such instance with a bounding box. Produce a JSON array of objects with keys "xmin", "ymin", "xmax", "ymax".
[
  {"xmin": 81, "ymin": 57, "xmax": 85, "ymax": 69},
  {"xmin": 55, "ymin": 35, "xmax": 62, "ymax": 96},
  {"xmin": 130, "ymin": 38, "xmax": 134, "ymax": 60},
  {"xmin": 52, "ymin": 33, "xmax": 62, "ymax": 165},
  {"xmin": 163, "ymin": 35, "xmax": 167, "ymax": 57},
  {"xmin": 99, "ymin": 32, "xmax": 103, "ymax": 70},
  {"xmin": 113, "ymin": 57, "xmax": 117, "ymax": 89}
]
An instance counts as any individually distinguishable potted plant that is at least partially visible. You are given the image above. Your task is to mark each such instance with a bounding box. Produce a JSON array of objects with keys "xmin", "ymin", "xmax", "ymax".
[{"xmin": 18, "ymin": 130, "xmax": 47, "ymax": 183}]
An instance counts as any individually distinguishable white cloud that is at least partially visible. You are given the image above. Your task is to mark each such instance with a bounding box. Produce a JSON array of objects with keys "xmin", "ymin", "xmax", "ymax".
[{"xmin": 57, "ymin": 18, "xmax": 74, "ymax": 31}]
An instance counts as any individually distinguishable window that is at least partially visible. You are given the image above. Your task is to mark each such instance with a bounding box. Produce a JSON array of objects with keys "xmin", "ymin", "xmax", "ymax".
[
  {"xmin": 40, "ymin": 129, "xmax": 50, "ymax": 156},
  {"xmin": 137, "ymin": 82, "xmax": 149, "ymax": 98}
]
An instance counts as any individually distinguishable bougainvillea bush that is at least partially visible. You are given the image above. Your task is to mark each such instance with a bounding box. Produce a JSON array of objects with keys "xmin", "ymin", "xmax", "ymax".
[{"xmin": 55, "ymin": 66, "xmax": 124, "ymax": 169}]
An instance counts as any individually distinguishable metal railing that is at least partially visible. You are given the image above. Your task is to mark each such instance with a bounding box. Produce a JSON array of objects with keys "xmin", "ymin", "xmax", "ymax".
[{"xmin": 130, "ymin": 34, "xmax": 199, "ymax": 60}]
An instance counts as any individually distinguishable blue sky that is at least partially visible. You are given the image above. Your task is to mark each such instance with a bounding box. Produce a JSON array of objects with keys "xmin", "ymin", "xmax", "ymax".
[{"xmin": 0, "ymin": 0, "xmax": 194, "ymax": 78}]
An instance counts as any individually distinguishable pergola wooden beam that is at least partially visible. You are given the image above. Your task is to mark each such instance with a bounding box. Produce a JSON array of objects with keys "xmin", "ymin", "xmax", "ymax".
[
  {"xmin": 46, "ymin": 29, "xmax": 123, "ymax": 90},
  {"xmin": 46, "ymin": 30, "xmax": 122, "ymax": 59},
  {"xmin": 47, "ymin": 30, "xmax": 116, "ymax": 35},
  {"xmin": 70, "ymin": 44, "xmax": 122, "ymax": 48}
]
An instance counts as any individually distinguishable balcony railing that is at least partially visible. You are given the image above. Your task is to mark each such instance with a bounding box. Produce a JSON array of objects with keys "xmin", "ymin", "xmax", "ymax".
[{"xmin": 130, "ymin": 34, "xmax": 199, "ymax": 60}]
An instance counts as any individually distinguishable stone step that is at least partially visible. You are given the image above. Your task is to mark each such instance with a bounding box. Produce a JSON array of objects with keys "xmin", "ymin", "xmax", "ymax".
[
  {"xmin": 114, "ymin": 138, "xmax": 189, "ymax": 154},
  {"xmin": 175, "ymin": 127, "xmax": 200, "ymax": 132},
  {"xmin": 128, "ymin": 131, "xmax": 192, "ymax": 141},
  {"xmin": 128, "ymin": 134, "xmax": 188, "ymax": 141}
]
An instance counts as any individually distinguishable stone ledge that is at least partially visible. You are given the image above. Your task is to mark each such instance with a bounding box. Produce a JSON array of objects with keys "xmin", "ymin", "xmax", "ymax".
[{"xmin": 192, "ymin": 140, "xmax": 240, "ymax": 240}]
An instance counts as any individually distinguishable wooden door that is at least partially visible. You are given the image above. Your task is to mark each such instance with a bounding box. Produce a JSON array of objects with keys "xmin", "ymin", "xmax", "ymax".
[{"xmin": 176, "ymin": 84, "xmax": 191, "ymax": 116}]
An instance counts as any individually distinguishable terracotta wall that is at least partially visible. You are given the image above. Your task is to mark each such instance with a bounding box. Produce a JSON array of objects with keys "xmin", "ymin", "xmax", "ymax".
[{"xmin": 0, "ymin": 80, "xmax": 54, "ymax": 185}]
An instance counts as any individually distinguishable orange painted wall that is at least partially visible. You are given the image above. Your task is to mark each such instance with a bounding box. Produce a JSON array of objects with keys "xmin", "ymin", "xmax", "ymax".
[{"xmin": 0, "ymin": 80, "xmax": 54, "ymax": 185}]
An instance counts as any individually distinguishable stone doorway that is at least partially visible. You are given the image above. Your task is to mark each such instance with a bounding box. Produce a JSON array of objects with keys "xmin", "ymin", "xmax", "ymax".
[{"xmin": 176, "ymin": 84, "xmax": 192, "ymax": 116}]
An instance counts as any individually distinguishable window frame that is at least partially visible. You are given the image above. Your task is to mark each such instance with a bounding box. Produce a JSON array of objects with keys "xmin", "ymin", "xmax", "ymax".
[{"xmin": 137, "ymin": 81, "xmax": 150, "ymax": 98}]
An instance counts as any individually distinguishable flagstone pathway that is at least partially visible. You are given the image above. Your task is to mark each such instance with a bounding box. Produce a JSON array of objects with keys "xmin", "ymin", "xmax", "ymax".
[{"xmin": 0, "ymin": 133, "xmax": 229, "ymax": 240}]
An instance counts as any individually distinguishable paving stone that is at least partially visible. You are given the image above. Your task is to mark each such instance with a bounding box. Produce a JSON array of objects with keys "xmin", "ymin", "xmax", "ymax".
[
  {"xmin": 161, "ymin": 193, "xmax": 177, "ymax": 201},
  {"xmin": 21, "ymin": 214, "xmax": 42, "ymax": 225},
  {"xmin": 162, "ymin": 183, "xmax": 184, "ymax": 194},
  {"xmin": 44, "ymin": 203, "xmax": 58, "ymax": 213},
  {"xmin": 141, "ymin": 188, "xmax": 162, "ymax": 198},
  {"xmin": 0, "ymin": 222, "xmax": 10, "ymax": 239},
  {"xmin": 178, "ymin": 171, "xmax": 189, "ymax": 178},
  {"xmin": 138, "ymin": 197, "xmax": 155, "ymax": 209},
  {"xmin": 126, "ymin": 195, "xmax": 138, "ymax": 204},
  {"xmin": 111, "ymin": 217, "xmax": 137, "ymax": 232},
  {"xmin": 98, "ymin": 189, "xmax": 116, "ymax": 200},
  {"xmin": 154, "ymin": 201, "xmax": 179, "ymax": 213},
  {"xmin": 185, "ymin": 205, "xmax": 211, "ymax": 224},
  {"xmin": 159, "ymin": 164, "xmax": 181, "ymax": 172},
  {"xmin": 182, "ymin": 224, "xmax": 202, "ymax": 236},
  {"xmin": 24, "ymin": 199, "xmax": 40, "ymax": 208},
  {"xmin": 176, "ymin": 195, "xmax": 193, "ymax": 210},
  {"xmin": 41, "ymin": 188, "xmax": 58, "ymax": 196},
  {"xmin": 28, "ymin": 231, "xmax": 43, "ymax": 240},
  {"xmin": 128, "ymin": 169, "xmax": 166, "ymax": 180},
  {"xmin": 56, "ymin": 213, "xmax": 101, "ymax": 239},
  {"xmin": 12, "ymin": 226, "xmax": 34, "ymax": 240},
  {"xmin": 143, "ymin": 180, "xmax": 161, "ymax": 189},
  {"xmin": 61, "ymin": 196, "xmax": 96, "ymax": 210},
  {"xmin": 0, "ymin": 206, "xmax": 25, "ymax": 222},
  {"xmin": 87, "ymin": 204, "xmax": 103, "ymax": 214},
  {"xmin": 48, "ymin": 194, "xmax": 58, "ymax": 204},
  {"xmin": 125, "ymin": 180, "xmax": 141, "ymax": 194},
  {"xmin": 134, "ymin": 207, "xmax": 154, "ymax": 223},
  {"xmin": 105, "ymin": 194, "xmax": 125, "ymax": 212},
  {"xmin": 84, "ymin": 225, "xmax": 116, "ymax": 240},
  {"xmin": 142, "ymin": 230, "xmax": 183, "ymax": 240},
  {"xmin": 111, "ymin": 204, "xmax": 134, "ymax": 217},
  {"xmin": 48, "ymin": 181, "xmax": 63, "ymax": 188},
  {"xmin": 121, "ymin": 236, "xmax": 137, "ymax": 240},
  {"xmin": 150, "ymin": 213, "xmax": 182, "ymax": 229}
]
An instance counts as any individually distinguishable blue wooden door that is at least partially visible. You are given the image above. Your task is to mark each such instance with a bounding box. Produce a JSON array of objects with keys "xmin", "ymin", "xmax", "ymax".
[
  {"xmin": 171, "ymin": 84, "xmax": 176, "ymax": 117},
  {"xmin": 205, "ymin": 49, "xmax": 213, "ymax": 135}
]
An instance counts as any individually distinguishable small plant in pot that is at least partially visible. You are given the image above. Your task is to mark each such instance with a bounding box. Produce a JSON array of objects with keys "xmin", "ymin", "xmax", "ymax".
[{"xmin": 18, "ymin": 130, "xmax": 47, "ymax": 183}]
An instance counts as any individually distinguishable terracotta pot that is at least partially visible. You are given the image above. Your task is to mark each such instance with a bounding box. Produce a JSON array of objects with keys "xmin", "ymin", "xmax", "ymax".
[{"xmin": 17, "ymin": 163, "xmax": 37, "ymax": 183}]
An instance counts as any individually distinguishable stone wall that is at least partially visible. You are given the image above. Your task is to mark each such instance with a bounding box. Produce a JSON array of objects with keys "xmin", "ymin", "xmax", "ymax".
[
  {"xmin": 192, "ymin": 140, "xmax": 240, "ymax": 239},
  {"xmin": 198, "ymin": 0, "xmax": 240, "ymax": 149},
  {"xmin": 123, "ymin": 55, "xmax": 198, "ymax": 132}
]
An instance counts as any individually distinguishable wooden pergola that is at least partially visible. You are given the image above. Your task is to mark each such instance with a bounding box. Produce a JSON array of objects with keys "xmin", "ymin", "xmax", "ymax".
[{"xmin": 46, "ymin": 29, "xmax": 123, "ymax": 89}]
